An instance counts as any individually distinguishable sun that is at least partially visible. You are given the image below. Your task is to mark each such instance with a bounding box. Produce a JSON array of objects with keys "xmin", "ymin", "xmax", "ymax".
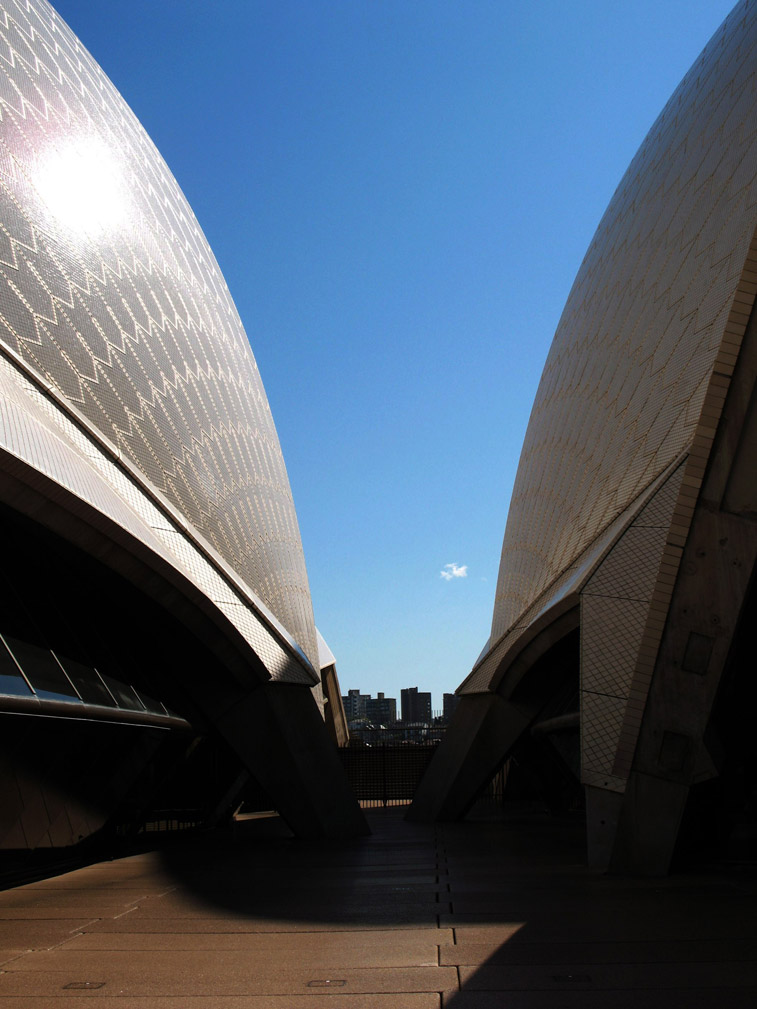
[{"xmin": 34, "ymin": 136, "xmax": 130, "ymax": 237}]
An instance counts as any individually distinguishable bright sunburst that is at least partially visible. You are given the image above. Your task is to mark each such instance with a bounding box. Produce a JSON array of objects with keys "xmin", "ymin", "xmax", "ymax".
[{"xmin": 35, "ymin": 136, "xmax": 129, "ymax": 237}]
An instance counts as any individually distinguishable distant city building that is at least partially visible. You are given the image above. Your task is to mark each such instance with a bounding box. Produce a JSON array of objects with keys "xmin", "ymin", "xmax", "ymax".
[
  {"xmin": 366, "ymin": 692, "xmax": 397, "ymax": 724},
  {"xmin": 443, "ymin": 693, "xmax": 460, "ymax": 722},
  {"xmin": 343, "ymin": 690, "xmax": 370, "ymax": 720},
  {"xmin": 401, "ymin": 687, "xmax": 432, "ymax": 724},
  {"xmin": 342, "ymin": 690, "xmax": 398, "ymax": 725}
]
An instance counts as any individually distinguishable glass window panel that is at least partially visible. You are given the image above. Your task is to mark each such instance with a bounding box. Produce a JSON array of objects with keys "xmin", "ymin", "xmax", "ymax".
[
  {"xmin": 0, "ymin": 636, "xmax": 33, "ymax": 696},
  {"xmin": 3, "ymin": 636, "xmax": 81, "ymax": 702},
  {"xmin": 96, "ymin": 672, "xmax": 145, "ymax": 711},
  {"xmin": 133, "ymin": 688, "xmax": 168, "ymax": 715},
  {"xmin": 54, "ymin": 653, "xmax": 118, "ymax": 707},
  {"xmin": 0, "ymin": 574, "xmax": 81, "ymax": 702}
]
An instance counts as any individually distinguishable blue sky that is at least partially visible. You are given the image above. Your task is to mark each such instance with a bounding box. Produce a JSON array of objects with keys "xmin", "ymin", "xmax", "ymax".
[{"xmin": 54, "ymin": 0, "xmax": 736, "ymax": 709}]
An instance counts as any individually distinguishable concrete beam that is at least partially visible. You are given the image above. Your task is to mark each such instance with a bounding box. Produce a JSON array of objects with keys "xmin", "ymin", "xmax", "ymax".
[
  {"xmin": 407, "ymin": 693, "xmax": 534, "ymax": 822},
  {"xmin": 209, "ymin": 681, "xmax": 369, "ymax": 839}
]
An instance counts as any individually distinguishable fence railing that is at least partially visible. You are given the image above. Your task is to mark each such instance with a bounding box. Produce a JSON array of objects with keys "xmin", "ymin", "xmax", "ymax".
[{"xmin": 338, "ymin": 742, "xmax": 439, "ymax": 807}]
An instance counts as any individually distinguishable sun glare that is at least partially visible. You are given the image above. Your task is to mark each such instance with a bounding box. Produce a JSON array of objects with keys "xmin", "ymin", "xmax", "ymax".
[{"xmin": 35, "ymin": 137, "xmax": 130, "ymax": 237}]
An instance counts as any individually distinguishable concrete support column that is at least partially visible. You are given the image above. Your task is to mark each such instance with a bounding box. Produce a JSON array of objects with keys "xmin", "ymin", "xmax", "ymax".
[
  {"xmin": 608, "ymin": 304, "xmax": 757, "ymax": 873},
  {"xmin": 585, "ymin": 785, "xmax": 625, "ymax": 869},
  {"xmin": 407, "ymin": 693, "xmax": 534, "ymax": 821},
  {"xmin": 608, "ymin": 508, "xmax": 756, "ymax": 873},
  {"xmin": 609, "ymin": 775, "xmax": 691, "ymax": 875},
  {"xmin": 321, "ymin": 663, "xmax": 349, "ymax": 747},
  {"xmin": 209, "ymin": 680, "xmax": 369, "ymax": 839}
]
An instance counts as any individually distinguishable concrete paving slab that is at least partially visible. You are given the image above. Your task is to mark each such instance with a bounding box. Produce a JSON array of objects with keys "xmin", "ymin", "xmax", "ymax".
[
  {"xmin": 0, "ymin": 996, "xmax": 441, "ymax": 1009},
  {"xmin": 192, "ymin": 863, "xmax": 442, "ymax": 876},
  {"xmin": 0, "ymin": 890, "xmax": 162, "ymax": 909},
  {"xmin": 458, "ymin": 961, "xmax": 757, "ymax": 990},
  {"xmin": 7, "ymin": 948, "xmax": 445, "ymax": 973},
  {"xmin": 122, "ymin": 896, "xmax": 447, "ymax": 915},
  {"xmin": 69, "ymin": 927, "xmax": 451, "ymax": 955},
  {"xmin": 271, "ymin": 873, "xmax": 441, "ymax": 886},
  {"xmin": 440, "ymin": 920, "xmax": 528, "ymax": 936},
  {"xmin": 84, "ymin": 915, "xmax": 441, "ymax": 933},
  {"xmin": 0, "ymin": 964, "xmax": 457, "ymax": 996},
  {"xmin": 442, "ymin": 990, "xmax": 757, "ymax": 1008},
  {"xmin": 0, "ymin": 808, "xmax": 753, "ymax": 1007},
  {"xmin": 443, "ymin": 885, "xmax": 746, "ymax": 904},
  {"xmin": 118, "ymin": 899, "xmax": 449, "ymax": 919},
  {"xmin": 441, "ymin": 938, "xmax": 757, "ymax": 965},
  {"xmin": 0, "ymin": 922, "xmax": 91, "ymax": 946},
  {"xmin": 442, "ymin": 913, "xmax": 757, "ymax": 940},
  {"xmin": 0, "ymin": 908, "xmax": 133, "ymax": 920},
  {"xmin": 446, "ymin": 897, "xmax": 757, "ymax": 916},
  {"xmin": 11, "ymin": 868, "xmax": 171, "ymax": 890},
  {"xmin": 164, "ymin": 879, "xmax": 444, "ymax": 897},
  {"xmin": 195, "ymin": 886, "xmax": 446, "ymax": 901},
  {"xmin": 8, "ymin": 880, "xmax": 174, "ymax": 894},
  {"xmin": 0, "ymin": 950, "xmax": 27, "ymax": 966},
  {"xmin": 443, "ymin": 873, "xmax": 740, "ymax": 894},
  {"xmin": 54, "ymin": 934, "xmax": 444, "ymax": 967}
]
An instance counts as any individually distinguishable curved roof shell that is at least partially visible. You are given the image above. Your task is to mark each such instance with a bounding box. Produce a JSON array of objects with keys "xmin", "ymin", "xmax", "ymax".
[
  {"xmin": 0, "ymin": 0, "xmax": 317, "ymax": 668},
  {"xmin": 490, "ymin": 0, "xmax": 757, "ymax": 645}
]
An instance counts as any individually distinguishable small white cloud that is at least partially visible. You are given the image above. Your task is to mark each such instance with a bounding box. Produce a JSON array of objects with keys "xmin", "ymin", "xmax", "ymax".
[{"xmin": 441, "ymin": 562, "xmax": 468, "ymax": 581}]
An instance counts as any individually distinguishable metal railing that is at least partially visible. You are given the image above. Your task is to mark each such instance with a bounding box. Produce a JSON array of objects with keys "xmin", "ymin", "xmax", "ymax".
[{"xmin": 338, "ymin": 742, "xmax": 440, "ymax": 808}]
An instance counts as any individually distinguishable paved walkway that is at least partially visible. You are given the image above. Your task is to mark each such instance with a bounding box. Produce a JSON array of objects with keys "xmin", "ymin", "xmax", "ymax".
[{"xmin": 0, "ymin": 807, "xmax": 755, "ymax": 1007}]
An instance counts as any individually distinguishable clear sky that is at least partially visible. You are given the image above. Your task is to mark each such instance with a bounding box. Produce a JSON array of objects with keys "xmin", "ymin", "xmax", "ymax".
[{"xmin": 54, "ymin": 0, "xmax": 736, "ymax": 710}]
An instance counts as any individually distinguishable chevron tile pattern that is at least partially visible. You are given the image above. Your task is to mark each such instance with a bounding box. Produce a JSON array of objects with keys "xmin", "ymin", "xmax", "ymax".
[
  {"xmin": 0, "ymin": 1, "xmax": 317, "ymax": 667},
  {"xmin": 579, "ymin": 463, "xmax": 685, "ymax": 792},
  {"xmin": 491, "ymin": 1, "xmax": 757, "ymax": 643},
  {"xmin": 458, "ymin": 457, "xmax": 676, "ymax": 695}
]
